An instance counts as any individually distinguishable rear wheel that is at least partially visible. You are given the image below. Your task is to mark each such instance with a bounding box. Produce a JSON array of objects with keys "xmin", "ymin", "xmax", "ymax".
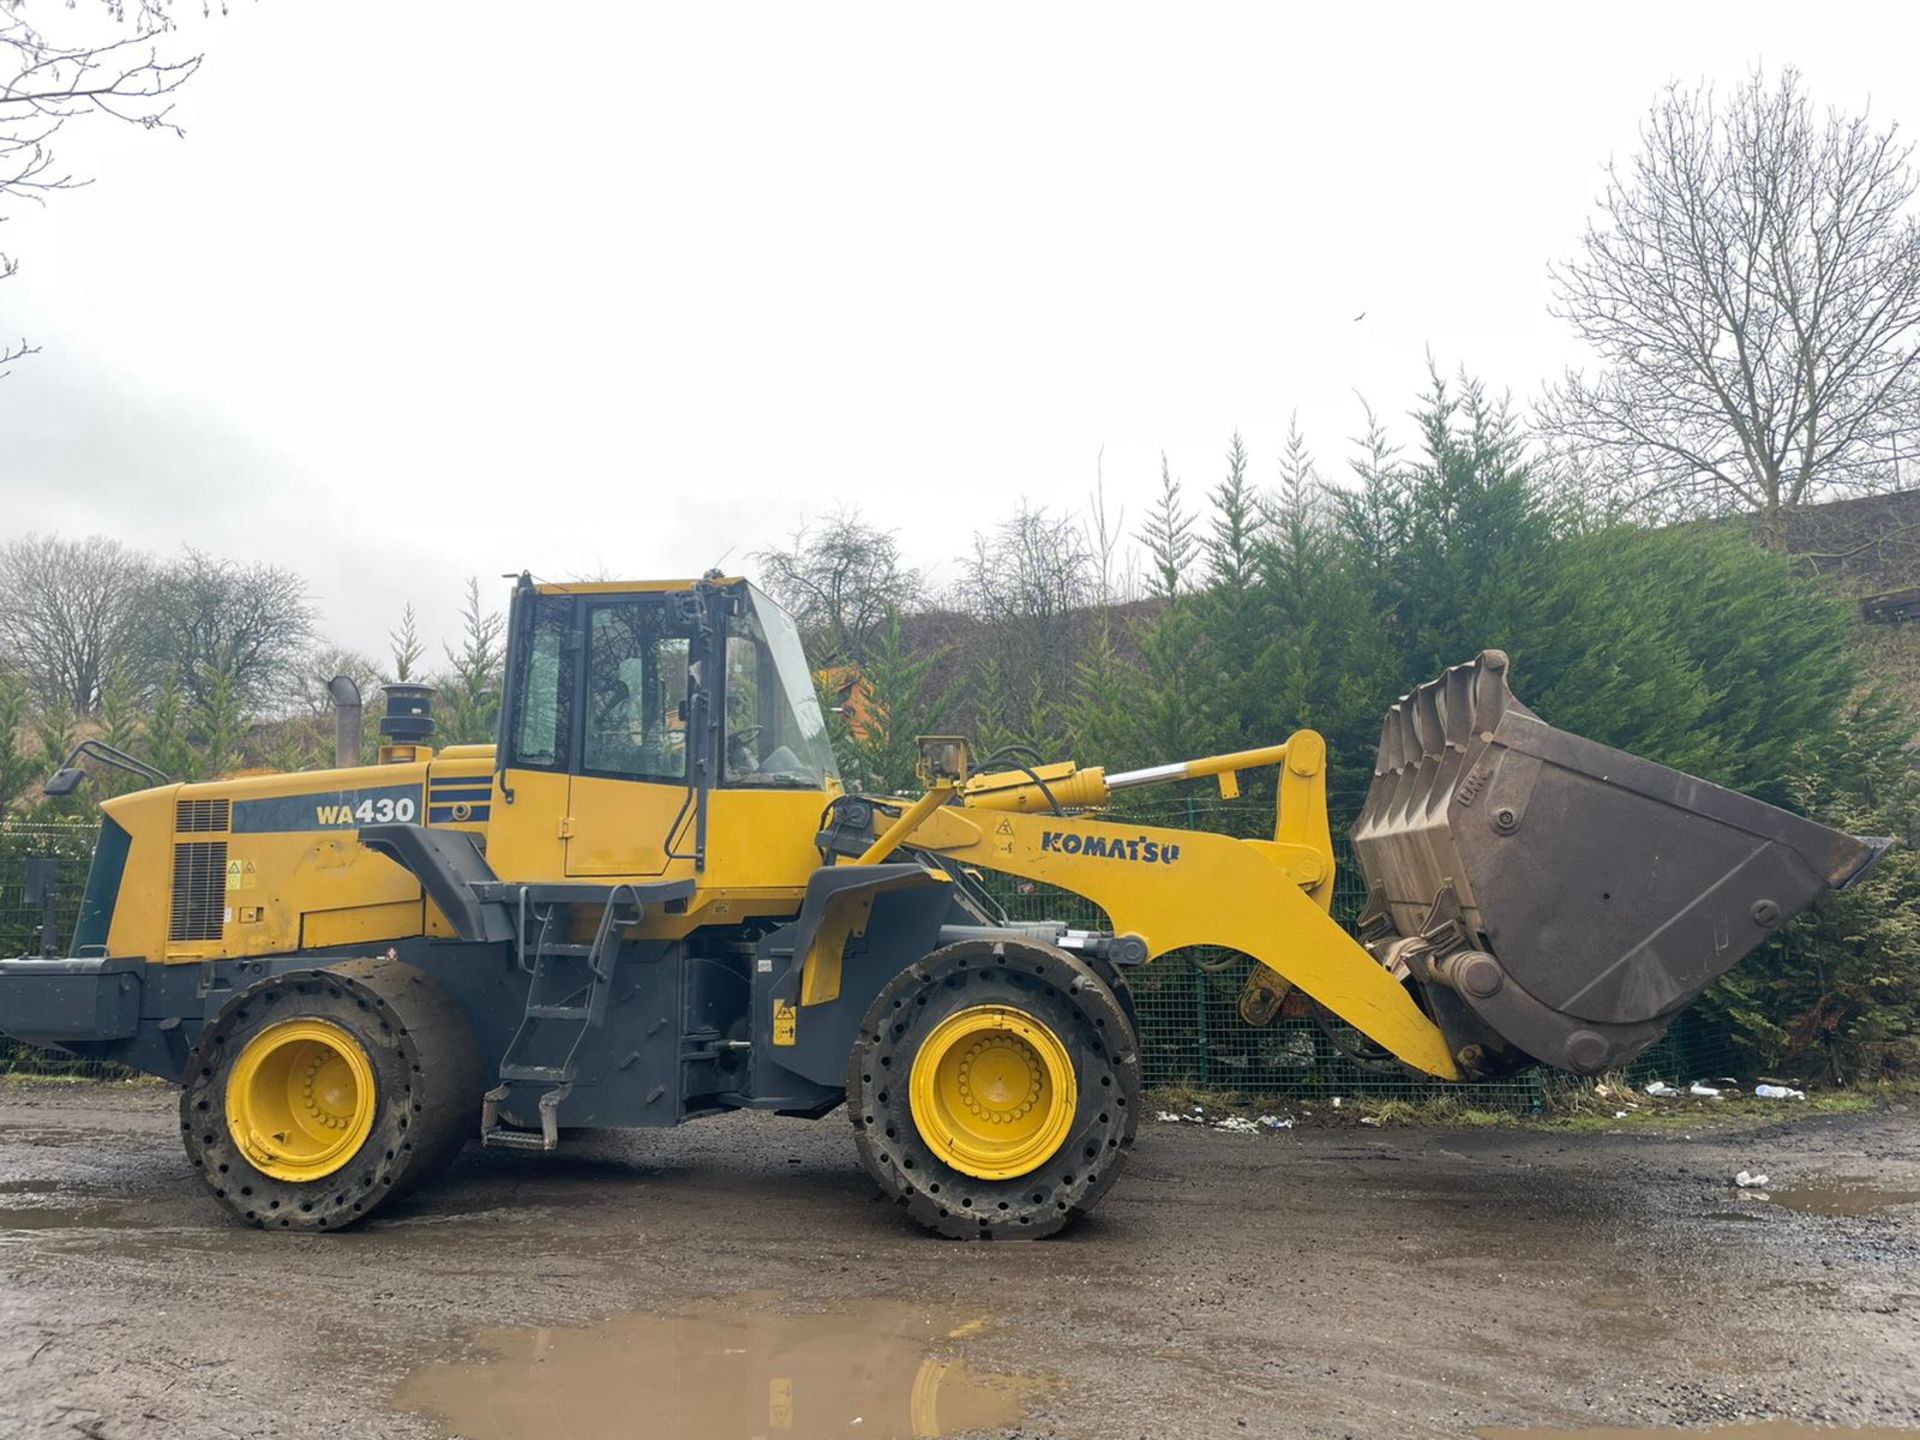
[
  {"xmin": 180, "ymin": 957, "xmax": 481, "ymax": 1231},
  {"xmin": 849, "ymin": 938, "xmax": 1140, "ymax": 1239}
]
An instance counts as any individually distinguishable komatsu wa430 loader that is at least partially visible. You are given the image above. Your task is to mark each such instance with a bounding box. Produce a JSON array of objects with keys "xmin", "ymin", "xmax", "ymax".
[{"xmin": 0, "ymin": 574, "xmax": 1885, "ymax": 1236}]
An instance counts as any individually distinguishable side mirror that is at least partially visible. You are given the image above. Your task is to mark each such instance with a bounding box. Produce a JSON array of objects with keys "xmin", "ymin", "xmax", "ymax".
[
  {"xmin": 916, "ymin": 736, "xmax": 971, "ymax": 784},
  {"xmin": 42, "ymin": 767, "xmax": 86, "ymax": 797}
]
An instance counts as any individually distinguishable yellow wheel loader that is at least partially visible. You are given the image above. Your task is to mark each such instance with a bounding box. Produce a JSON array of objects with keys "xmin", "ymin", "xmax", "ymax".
[{"xmin": 0, "ymin": 574, "xmax": 1886, "ymax": 1237}]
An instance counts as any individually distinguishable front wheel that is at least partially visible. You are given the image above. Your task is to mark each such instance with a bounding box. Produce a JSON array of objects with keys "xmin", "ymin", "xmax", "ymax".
[
  {"xmin": 848, "ymin": 939, "xmax": 1140, "ymax": 1239},
  {"xmin": 179, "ymin": 957, "xmax": 481, "ymax": 1231}
]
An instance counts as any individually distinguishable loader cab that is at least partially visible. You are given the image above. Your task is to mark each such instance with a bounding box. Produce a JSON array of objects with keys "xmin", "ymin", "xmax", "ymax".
[{"xmin": 484, "ymin": 576, "xmax": 839, "ymax": 884}]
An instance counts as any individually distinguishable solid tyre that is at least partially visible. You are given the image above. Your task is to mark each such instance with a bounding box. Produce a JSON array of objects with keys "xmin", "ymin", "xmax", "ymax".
[
  {"xmin": 848, "ymin": 938, "xmax": 1141, "ymax": 1239},
  {"xmin": 179, "ymin": 957, "xmax": 482, "ymax": 1231}
]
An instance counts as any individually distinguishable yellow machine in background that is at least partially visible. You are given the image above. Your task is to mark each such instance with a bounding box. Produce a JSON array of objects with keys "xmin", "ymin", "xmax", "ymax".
[{"xmin": 0, "ymin": 573, "xmax": 1884, "ymax": 1237}]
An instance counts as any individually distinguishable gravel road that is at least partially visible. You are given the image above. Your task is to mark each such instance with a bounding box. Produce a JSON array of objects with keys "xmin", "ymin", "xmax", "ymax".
[{"xmin": 0, "ymin": 1081, "xmax": 1915, "ymax": 1439}]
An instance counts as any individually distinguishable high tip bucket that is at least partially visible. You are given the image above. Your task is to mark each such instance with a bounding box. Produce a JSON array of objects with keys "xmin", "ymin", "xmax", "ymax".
[{"xmin": 1350, "ymin": 651, "xmax": 1886, "ymax": 1076}]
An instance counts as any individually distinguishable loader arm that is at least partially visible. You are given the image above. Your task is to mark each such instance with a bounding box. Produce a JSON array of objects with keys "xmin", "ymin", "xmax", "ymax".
[
  {"xmin": 847, "ymin": 730, "xmax": 1460, "ymax": 1079},
  {"xmin": 895, "ymin": 800, "xmax": 1461, "ymax": 1078},
  {"xmin": 846, "ymin": 649, "xmax": 1886, "ymax": 1083}
]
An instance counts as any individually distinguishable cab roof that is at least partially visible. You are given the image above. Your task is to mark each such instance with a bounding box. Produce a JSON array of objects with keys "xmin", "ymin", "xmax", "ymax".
[{"xmin": 531, "ymin": 577, "xmax": 747, "ymax": 596}]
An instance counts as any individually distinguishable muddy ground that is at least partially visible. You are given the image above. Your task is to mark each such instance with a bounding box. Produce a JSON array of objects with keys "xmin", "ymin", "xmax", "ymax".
[{"xmin": 0, "ymin": 1081, "xmax": 1915, "ymax": 1440}]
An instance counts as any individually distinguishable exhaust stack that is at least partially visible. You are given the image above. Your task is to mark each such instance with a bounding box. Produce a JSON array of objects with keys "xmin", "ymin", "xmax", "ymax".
[
  {"xmin": 328, "ymin": 675, "xmax": 363, "ymax": 769},
  {"xmin": 1350, "ymin": 651, "xmax": 1888, "ymax": 1076}
]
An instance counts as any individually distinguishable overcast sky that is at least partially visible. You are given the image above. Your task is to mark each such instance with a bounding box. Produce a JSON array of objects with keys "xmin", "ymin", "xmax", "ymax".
[{"xmin": 3, "ymin": 2, "xmax": 1917, "ymax": 660}]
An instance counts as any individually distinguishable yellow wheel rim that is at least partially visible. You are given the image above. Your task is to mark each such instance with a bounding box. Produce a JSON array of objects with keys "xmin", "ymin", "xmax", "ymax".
[
  {"xmin": 909, "ymin": 1005, "xmax": 1078, "ymax": 1181},
  {"xmin": 225, "ymin": 1019, "xmax": 377, "ymax": 1182}
]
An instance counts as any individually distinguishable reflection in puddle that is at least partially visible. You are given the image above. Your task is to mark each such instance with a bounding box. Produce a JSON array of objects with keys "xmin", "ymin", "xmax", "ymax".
[
  {"xmin": 394, "ymin": 1294, "xmax": 1044, "ymax": 1440},
  {"xmin": 1478, "ymin": 1425, "xmax": 1920, "ymax": 1438},
  {"xmin": 1766, "ymin": 1177, "xmax": 1920, "ymax": 1218}
]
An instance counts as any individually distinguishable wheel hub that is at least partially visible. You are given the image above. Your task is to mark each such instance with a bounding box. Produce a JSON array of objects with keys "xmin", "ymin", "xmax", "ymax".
[
  {"xmin": 225, "ymin": 1019, "xmax": 377, "ymax": 1182},
  {"xmin": 954, "ymin": 1035, "xmax": 1043, "ymax": 1122},
  {"xmin": 909, "ymin": 1005, "xmax": 1077, "ymax": 1181}
]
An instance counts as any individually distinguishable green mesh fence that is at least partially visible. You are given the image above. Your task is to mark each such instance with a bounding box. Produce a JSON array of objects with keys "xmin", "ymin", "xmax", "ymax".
[
  {"xmin": 0, "ymin": 819, "xmax": 124, "ymax": 1079},
  {"xmin": 0, "ymin": 803, "xmax": 1737, "ymax": 1104}
]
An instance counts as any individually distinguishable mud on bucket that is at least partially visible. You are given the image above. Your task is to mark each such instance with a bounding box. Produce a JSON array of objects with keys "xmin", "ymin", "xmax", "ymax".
[{"xmin": 1349, "ymin": 651, "xmax": 1889, "ymax": 1077}]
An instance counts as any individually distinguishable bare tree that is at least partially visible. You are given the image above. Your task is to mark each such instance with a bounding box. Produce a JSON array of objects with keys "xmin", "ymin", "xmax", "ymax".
[
  {"xmin": 1084, "ymin": 449, "xmax": 1145, "ymax": 610},
  {"xmin": 752, "ymin": 508, "xmax": 922, "ymax": 665},
  {"xmin": 959, "ymin": 503, "xmax": 1095, "ymax": 633},
  {"xmin": 957, "ymin": 502, "xmax": 1094, "ymax": 713},
  {"xmin": 1543, "ymin": 68, "xmax": 1920, "ymax": 528},
  {"xmin": 0, "ymin": 532, "xmax": 152, "ymax": 713},
  {"xmin": 137, "ymin": 548, "xmax": 315, "ymax": 711},
  {"xmin": 294, "ymin": 644, "xmax": 381, "ymax": 717},
  {"xmin": 1, "ymin": 1, "xmax": 202, "ymax": 370}
]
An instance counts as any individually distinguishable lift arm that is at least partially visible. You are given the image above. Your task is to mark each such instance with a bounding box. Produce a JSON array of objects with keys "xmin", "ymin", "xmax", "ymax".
[
  {"xmin": 851, "ymin": 731, "xmax": 1461, "ymax": 1079},
  {"xmin": 848, "ymin": 652, "xmax": 1888, "ymax": 1082}
]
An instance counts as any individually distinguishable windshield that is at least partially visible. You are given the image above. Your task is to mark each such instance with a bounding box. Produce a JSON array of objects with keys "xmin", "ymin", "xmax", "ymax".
[{"xmin": 721, "ymin": 588, "xmax": 841, "ymax": 790}]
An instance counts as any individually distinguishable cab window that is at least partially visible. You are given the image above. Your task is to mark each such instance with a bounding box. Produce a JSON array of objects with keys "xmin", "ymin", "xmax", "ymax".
[
  {"xmin": 721, "ymin": 594, "xmax": 841, "ymax": 788},
  {"xmin": 582, "ymin": 600, "xmax": 692, "ymax": 781},
  {"xmin": 508, "ymin": 596, "xmax": 573, "ymax": 770}
]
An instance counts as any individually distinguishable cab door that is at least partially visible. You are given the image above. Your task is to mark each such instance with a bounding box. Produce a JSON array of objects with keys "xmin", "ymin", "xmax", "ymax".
[
  {"xmin": 564, "ymin": 595, "xmax": 701, "ymax": 878},
  {"xmin": 482, "ymin": 585, "xmax": 574, "ymax": 883}
]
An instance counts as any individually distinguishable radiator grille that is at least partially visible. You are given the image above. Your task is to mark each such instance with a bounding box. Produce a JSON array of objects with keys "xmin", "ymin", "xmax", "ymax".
[
  {"xmin": 169, "ymin": 841, "xmax": 228, "ymax": 943},
  {"xmin": 175, "ymin": 798, "xmax": 231, "ymax": 833}
]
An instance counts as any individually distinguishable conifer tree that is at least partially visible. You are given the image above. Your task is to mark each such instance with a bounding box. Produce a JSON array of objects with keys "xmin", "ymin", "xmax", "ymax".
[
  {"xmin": 389, "ymin": 605, "xmax": 424, "ymax": 684},
  {"xmin": 439, "ymin": 580, "xmax": 507, "ymax": 746},
  {"xmin": 1139, "ymin": 452, "xmax": 1197, "ymax": 601},
  {"xmin": 843, "ymin": 608, "xmax": 945, "ymax": 793},
  {"xmin": 0, "ymin": 665, "xmax": 36, "ymax": 811}
]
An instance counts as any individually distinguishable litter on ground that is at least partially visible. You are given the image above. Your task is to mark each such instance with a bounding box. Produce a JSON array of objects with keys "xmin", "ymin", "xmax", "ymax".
[{"xmin": 1735, "ymin": 1170, "xmax": 1771, "ymax": 1188}]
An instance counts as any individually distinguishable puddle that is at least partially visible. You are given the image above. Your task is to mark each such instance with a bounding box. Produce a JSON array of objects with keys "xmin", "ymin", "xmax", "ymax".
[
  {"xmin": 0, "ymin": 1201, "xmax": 152, "ymax": 1234},
  {"xmin": 1581, "ymin": 1289, "xmax": 1639, "ymax": 1313},
  {"xmin": 0, "ymin": 1126, "xmax": 129, "ymax": 1148},
  {"xmin": 1477, "ymin": 1426, "xmax": 1920, "ymax": 1438},
  {"xmin": 393, "ymin": 1294, "xmax": 1045, "ymax": 1440},
  {"xmin": 0, "ymin": 1178, "xmax": 114, "ymax": 1197},
  {"xmin": 1765, "ymin": 1177, "xmax": 1920, "ymax": 1217},
  {"xmin": 1571, "ymin": 1279, "xmax": 1678, "ymax": 1346}
]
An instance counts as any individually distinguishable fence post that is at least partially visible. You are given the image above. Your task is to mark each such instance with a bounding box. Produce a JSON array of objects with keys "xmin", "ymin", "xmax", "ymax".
[
  {"xmin": 25, "ymin": 856, "xmax": 60, "ymax": 959},
  {"xmin": 1192, "ymin": 961, "xmax": 1210, "ymax": 1084}
]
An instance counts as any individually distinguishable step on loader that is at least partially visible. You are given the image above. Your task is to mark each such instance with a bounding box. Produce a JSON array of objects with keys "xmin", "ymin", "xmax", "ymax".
[{"xmin": 0, "ymin": 575, "xmax": 1886, "ymax": 1237}]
